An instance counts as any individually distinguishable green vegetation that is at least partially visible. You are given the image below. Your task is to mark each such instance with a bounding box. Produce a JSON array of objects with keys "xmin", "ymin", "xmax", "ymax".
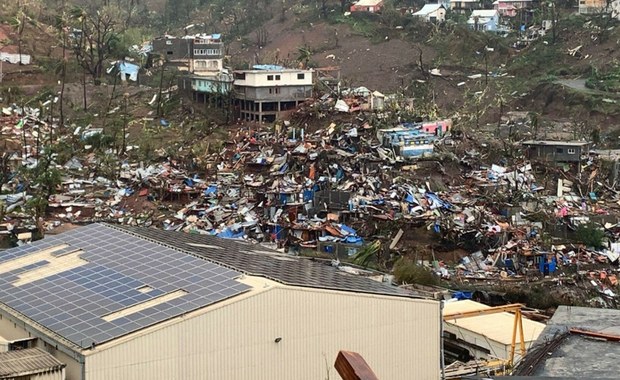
[
  {"xmin": 351, "ymin": 240, "xmax": 381, "ymax": 268},
  {"xmin": 393, "ymin": 257, "xmax": 438, "ymax": 286},
  {"xmin": 575, "ymin": 223, "xmax": 606, "ymax": 249},
  {"xmin": 587, "ymin": 63, "xmax": 620, "ymax": 93}
]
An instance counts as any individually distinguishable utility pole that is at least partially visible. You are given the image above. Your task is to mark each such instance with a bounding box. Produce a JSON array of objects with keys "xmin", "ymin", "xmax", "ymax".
[
  {"xmin": 122, "ymin": 92, "xmax": 129, "ymax": 155},
  {"xmin": 157, "ymin": 58, "xmax": 166, "ymax": 117}
]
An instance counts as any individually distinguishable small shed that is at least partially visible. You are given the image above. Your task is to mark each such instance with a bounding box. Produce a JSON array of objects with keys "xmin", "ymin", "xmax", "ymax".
[
  {"xmin": 522, "ymin": 140, "xmax": 591, "ymax": 163},
  {"xmin": 350, "ymin": 0, "xmax": 385, "ymax": 13},
  {"xmin": 412, "ymin": 4, "xmax": 447, "ymax": 22},
  {"xmin": 0, "ymin": 348, "xmax": 66, "ymax": 380},
  {"xmin": 371, "ymin": 91, "xmax": 385, "ymax": 110},
  {"xmin": 443, "ymin": 300, "xmax": 545, "ymax": 363}
]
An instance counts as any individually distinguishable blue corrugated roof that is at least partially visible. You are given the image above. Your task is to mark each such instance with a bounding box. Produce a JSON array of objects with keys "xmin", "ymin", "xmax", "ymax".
[{"xmin": 252, "ymin": 64, "xmax": 285, "ymax": 71}]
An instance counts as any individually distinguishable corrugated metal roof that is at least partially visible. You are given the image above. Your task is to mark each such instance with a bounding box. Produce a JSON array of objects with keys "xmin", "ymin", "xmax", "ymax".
[
  {"xmin": 522, "ymin": 140, "xmax": 591, "ymax": 147},
  {"xmin": 0, "ymin": 348, "xmax": 65, "ymax": 377},
  {"xmin": 443, "ymin": 300, "xmax": 545, "ymax": 345}
]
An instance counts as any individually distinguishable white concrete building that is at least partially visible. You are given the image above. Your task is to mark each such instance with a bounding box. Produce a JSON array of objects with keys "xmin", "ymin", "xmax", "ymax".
[
  {"xmin": 233, "ymin": 65, "xmax": 313, "ymax": 122},
  {"xmin": 0, "ymin": 224, "xmax": 441, "ymax": 380}
]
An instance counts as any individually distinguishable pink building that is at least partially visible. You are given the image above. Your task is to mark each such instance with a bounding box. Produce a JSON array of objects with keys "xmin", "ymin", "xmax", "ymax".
[
  {"xmin": 422, "ymin": 119, "xmax": 452, "ymax": 136},
  {"xmin": 350, "ymin": 0, "xmax": 385, "ymax": 13},
  {"xmin": 493, "ymin": 0, "xmax": 532, "ymax": 17}
]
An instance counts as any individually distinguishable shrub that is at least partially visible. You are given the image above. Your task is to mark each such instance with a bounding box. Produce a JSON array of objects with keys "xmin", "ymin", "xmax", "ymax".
[
  {"xmin": 393, "ymin": 257, "xmax": 438, "ymax": 286},
  {"xmin": 575, "ymin": 223, "xmax": 605, "ymax": 249}
]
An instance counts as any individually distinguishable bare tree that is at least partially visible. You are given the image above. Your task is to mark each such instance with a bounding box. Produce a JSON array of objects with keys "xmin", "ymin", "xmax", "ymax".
[
  {"xmin": 54, "ymin": 0, "xmax": 69, "ymax": 127},
  {"xmin": 70, "ymin": 6, "xmax": 118, "ymax": 85}
]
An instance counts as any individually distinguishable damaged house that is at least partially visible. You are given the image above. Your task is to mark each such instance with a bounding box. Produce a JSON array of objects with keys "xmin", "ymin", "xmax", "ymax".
[
  {"xmin": 152, "ymin": 34, "xmax": 232, "ymax": 101},
  {"xmin": 522, "ymin": 140, "xmax": 591, "ymax": 163},
  {"xmin": 233, "ymin": 65, "xmax": 313, "ymax": 122}
]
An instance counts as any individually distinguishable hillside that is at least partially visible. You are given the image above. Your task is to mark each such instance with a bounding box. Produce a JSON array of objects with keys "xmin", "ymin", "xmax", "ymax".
[
  {"xmin": 219, "ymin": 2, "xmax": 620, "ymax": 137},
  {"xmin": 0, "ymin": 0, "xmax": 619, "ymax": 140}
]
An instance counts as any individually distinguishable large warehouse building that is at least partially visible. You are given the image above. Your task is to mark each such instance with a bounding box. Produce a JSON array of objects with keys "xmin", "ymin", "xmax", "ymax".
[{"xmin": 0, "ymin": 223, "xmax": 440, "ymax": 380}]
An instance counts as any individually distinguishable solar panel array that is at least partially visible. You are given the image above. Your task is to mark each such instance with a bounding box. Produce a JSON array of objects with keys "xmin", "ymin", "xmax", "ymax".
[
  {"xmin": 0, "ymin": 224, "xmax": 250, "ymax": 349},
  {"xmin": 120, "ymin": 225, "xmax": 411, "ymax": 297}
]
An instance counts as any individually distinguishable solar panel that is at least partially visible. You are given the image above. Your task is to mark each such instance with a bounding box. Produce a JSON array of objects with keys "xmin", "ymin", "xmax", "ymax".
[
  {"xmin": 116, "ymin": 225, "xmax": 412, "ymax": 298},
  {"xmin": 0, "ymin": 224, "xmax": 251, "ymax": 348}
]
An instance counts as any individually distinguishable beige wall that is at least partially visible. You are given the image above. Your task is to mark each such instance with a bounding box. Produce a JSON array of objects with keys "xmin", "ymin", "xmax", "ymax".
[
  {"xmin": 235, "ymin": 70, "xmax": 313, "ymax": 87},
  {"xmin": 86, "ymin": 285, "xmax": 440, "ymax": 380}
]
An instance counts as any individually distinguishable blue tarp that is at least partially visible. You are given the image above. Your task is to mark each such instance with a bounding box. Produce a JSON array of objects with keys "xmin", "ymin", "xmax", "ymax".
[
  {"xmin": 452, "ymin": 291, "xmax": 473, "ymax": 300},
  {"xmin": 539, "ymin": 256, "xmax": 557, "ymax": 274},
  {"xmin": 343, "ymin": 236, "xmax": 363, "ymax": 245},
  {"xmin": 279, "ymin": 162, "xmax": 288, "ymax": 173},
  {"xmin": 336, "ymin": 167, "xmax": 344, "ymax": 180},
  {"xmin": 425, "ymin": 192, "xmax": 453, "ymax": 210},
  {"xmin": 118, "ymin": 61, "xmax": 139, "ymax": 81},
  {"xmin": 253, "ymin": 64, "xmax": 284, "ymax": 71},
  {"xmin": 217, "ymin": 228, "xmax": 245, "ymax": 239},
  {"xmin": 339, "ymin": 224, "xmax": 357, "ymax": 236},
  {"xmin": 303, "ymin": 189, "xmax": 314, "ymax": 202},
  {"xmin": 273, "ymin": 224, "xmax": 285, "ymax": 238},
  {"xmin": 204, "ymin": 186, "xmax": 218, "ymax": 196},
  {"xmin": 405, "ymin": 193, "xmax": 416, "ymax": 204}
]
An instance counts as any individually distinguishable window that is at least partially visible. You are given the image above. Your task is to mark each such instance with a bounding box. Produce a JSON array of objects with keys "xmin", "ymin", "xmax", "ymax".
[
  {"xmin": 234, "ymin": 73, "xmax": 246, "ymax": 80},
  {"xmin": 267, "ymin": 75, "xmax": 274, "ymax": 81},
  {"xmin": 275, "ymin": 75, "xmax": 281, "ymax": 80},
  {"xmin": 193, "ymin": 48, "xmax": 220, "ymax": 56},
  {"xmin": 568, "ymin": 148, "xmax": 576, "ymax": 154},
  {"xmin": 556, "ymin": 148, "xmax": 564, "ymax": 154},
  {"xmin": 297, "ymin": 73, "xmax": 305, "ymax": 80},
  {"xmin": 167, "ymin": 51, "xmax": 173, "ymax": 55}
]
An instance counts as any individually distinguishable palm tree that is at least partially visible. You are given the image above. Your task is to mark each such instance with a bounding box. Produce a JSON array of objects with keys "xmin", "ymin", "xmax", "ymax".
[
  {"xmin": 10, "ymin": 10, "xmax": 26, "ymax": 65},
  {"xmin": 296, "ymin": 46, "xmax": 312, "ymax": 69}
]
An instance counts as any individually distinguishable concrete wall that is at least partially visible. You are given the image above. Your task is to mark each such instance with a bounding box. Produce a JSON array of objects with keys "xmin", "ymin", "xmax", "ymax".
[
  {"xmin": 191, "ymin": 58, "xmax": 223, "ymax": 73},
  {"xmin": 152, "ymin": 39, "xmax": 223, "ymax": 61},
  {"xmin": 236, "ymin": 85, "xmax": 312, "ymax": 101},
  {"xmin": 525, "ymin": 145, "xmax": 585, "ymax": 163},
  {"xmin": 85, "ymin": 284, "xmax": 440, "ymax": 380},
  {"xmin": 152, "ymin": 39, "xmax": 191, "ymax": 60},
  {"xmin": 234, "ymin": 70, "xmax": 313, "ymax": 87}
]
